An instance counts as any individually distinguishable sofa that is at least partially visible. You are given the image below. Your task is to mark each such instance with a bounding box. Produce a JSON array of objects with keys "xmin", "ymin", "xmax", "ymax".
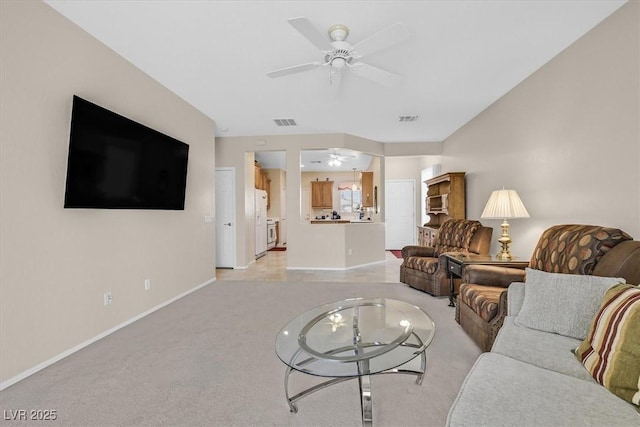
[
  {"xmin": 456, "ymin": 224, "xmax": 636, "ymax": 351},
  {"xmin": 399, "ymin": 219, "xmax": 492, "ymax": 296},
  {"xmin": 447, "ymin": 242, "xmax": 640, "ymax": 426}
]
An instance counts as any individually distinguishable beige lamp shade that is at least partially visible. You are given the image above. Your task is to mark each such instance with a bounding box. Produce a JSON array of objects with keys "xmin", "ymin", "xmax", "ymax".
[
  {"xmin": 481, "ymin": 189, "xmax": 530, "ymax": 219},
  {"xmin": 481, "ymin": 189, "xmax": 529, "ymax": 260}
]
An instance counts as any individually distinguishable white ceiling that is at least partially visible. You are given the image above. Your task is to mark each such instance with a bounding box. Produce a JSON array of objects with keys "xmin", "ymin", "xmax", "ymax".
[
  {"xmin": 46, "ymin": 0, "xmax": 625, "ymax": 143},
  {"xmin": 256, "ymin": 148, "xmax": 373, "ymax": 172}
]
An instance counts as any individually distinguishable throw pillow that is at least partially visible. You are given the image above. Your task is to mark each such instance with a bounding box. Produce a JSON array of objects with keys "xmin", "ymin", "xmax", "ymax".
[
  {"xmin": 575, "ymin": 284, "xmax": 640, "ymax": 407},
  {"xmin": 514, "ymin": 268, "xmax": 623, "ymax": 339}
]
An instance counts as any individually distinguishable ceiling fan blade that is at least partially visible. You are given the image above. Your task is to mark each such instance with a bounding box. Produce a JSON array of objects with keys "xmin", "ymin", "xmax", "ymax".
[
  {"xmin": 351, "ymin": 23, "xmax": 409, "ymax": 58},
  {"xmin": 266, "ymin": 62, "xmax": 322, "ymax": 78},
  {"xmin": 349, "ymin": 62, "xmax": 403, "ymax": 86},
  {"xmin": 288, "ymin": 17, "xmax": 333, "ymax": 52}
]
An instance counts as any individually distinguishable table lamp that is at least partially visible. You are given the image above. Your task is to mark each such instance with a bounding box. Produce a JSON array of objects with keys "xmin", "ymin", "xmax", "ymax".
[{"xmin": 481, "ymin": 189, "xmax": 530, "ymax": 260}]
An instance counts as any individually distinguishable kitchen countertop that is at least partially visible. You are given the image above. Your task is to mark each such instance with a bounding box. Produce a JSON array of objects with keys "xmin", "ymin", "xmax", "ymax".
[{"xmin": 310, "ymin": 219, "xmax": 374, "ymax": 224}]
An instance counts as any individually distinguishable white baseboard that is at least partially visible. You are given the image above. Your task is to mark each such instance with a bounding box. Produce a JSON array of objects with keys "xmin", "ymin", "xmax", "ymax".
[
  {"xmin": 0, "ymin": 277, "xmax": 216, "ymax": 391},
  {"xmin": 233, "ymin": 259, "xmax": 255, "ymax": 270},
  {"xmin": 287, "ymin": 259, "xmax": 386, "ymax": 271}
]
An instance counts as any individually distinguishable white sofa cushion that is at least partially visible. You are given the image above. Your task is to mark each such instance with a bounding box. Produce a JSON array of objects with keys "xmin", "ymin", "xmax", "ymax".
[
  {"xmin": 446, "ymin": 353, "xmax": 640, "ymax": 427},
  {"xmin": 514, "ymin": 268, "xmax": 623, "ymax": 339},
  {"xmin": 493, "ymin": 317, "xmax": 593, "ymax": 381}
]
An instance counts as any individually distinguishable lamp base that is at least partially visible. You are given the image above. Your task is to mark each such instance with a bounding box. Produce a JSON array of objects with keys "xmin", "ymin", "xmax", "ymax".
[{"xmin": 496, "ymin": 219, "xmax": 513, "ymax": 260}]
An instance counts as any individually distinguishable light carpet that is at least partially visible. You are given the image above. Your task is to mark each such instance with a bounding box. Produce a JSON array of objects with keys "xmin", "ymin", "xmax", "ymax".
[{"xmin": 0, "ymin": 280, "xmax": 481, "ymax": 427}]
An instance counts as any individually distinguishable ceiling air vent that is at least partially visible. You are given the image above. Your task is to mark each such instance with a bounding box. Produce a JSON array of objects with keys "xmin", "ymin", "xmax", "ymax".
[
  {"xmin": 273, "ymin": 118, "xmax": 297, "ymax": 127},
  {"xmin": 399, "ymin": 115, "xmax": 418, "ymax": 122}
]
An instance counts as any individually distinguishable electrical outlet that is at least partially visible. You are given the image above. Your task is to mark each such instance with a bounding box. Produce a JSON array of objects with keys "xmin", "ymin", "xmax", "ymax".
[
  {"xmin": 103, "ymin": 291, "xmax": 112, "ymax": 306},
  {"xmin": 348, "ymin": 248, "xmax": 353, "ymax": 255},
  {"xmin": 144, "ymin": 279, "xmax": 151, "ymax": 290}
]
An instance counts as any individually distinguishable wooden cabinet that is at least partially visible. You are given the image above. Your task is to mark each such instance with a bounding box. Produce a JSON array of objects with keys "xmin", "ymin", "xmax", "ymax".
[
  {"xmin": 311, "ymin": 181, "xmax": 333, "ymax": 209},
  {"xmin": 361, "ymin": 171, "xmax": 374, "ymax": 208},
  {"xmin": 417, "ymin": 226, "xmax": 438, "ymax": 247},
  {"xmin": 422, "ymin": 172, "xmax": 466, "ymax": 243},
  {"xmin": 254, "ymin": 161, "xmax": 271, "ymax": 209},
  {"xmin": 254, "ymin": 163, "xmax": 262, "ymax": 189}
]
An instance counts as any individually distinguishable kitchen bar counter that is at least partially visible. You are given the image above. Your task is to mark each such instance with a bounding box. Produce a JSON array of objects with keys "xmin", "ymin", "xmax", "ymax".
[
  {"xmin": 310, "ymin": 220, "xmax": 375, "ymax": 224},
  {"xmin": 288, "ymin": 221, "xmax": 385, "ymax": 270}
]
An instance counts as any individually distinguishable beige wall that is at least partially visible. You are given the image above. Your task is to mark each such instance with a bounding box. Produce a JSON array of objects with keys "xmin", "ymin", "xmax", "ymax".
[
  {"xmin": 265, "ymin": 168, "xmax": 285, "ymax": 220},
  {"xmin": 0, "ymin": 1, "xmax": 216, "ymax": 386},
  {"xmin": 439, "ymin": 1, "xmax": 640, "ymax": 258},
  {"xmin": 384, "ymin": 141, "xmax": 442, "ymax": 156}
]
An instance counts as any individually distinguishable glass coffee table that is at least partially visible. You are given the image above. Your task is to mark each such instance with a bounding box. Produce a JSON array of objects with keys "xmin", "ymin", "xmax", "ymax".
[{"xmin": 275, "ymin": 298, "xmax": 435, "ymax": 426}]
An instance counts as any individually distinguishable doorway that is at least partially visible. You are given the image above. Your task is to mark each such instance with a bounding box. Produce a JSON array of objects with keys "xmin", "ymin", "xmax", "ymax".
[{"xmin": 255, "ymin": 150, "xmax": 286, "ymax": 252}]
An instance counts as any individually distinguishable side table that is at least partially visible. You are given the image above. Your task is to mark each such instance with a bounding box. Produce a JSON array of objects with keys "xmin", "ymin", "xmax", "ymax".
[{"xmin": 443, "ymin": 253, "xmax": 529, "ymax": 307}]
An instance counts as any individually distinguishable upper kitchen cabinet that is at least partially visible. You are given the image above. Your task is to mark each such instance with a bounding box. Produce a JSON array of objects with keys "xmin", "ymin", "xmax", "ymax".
[
  {"xmin": 361, "ymin": 171, "xmax": 374, "ymax": 208},
  {"xmin": 254, "ymin": 161, "xmax": 271, "ymax": 209},
  {"xmin": 311, "ymin": 180, "xmax": 334, "ymax": 209}
]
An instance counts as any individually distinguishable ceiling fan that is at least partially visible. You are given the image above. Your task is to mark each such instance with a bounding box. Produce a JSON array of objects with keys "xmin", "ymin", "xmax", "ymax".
[
  {"xmin": 266, "ymin": 17, "xmax": 409, "ymax": 86},
  {"xmin": 310, "ymin": 150, "xmax": 356, "ymax": 167}
]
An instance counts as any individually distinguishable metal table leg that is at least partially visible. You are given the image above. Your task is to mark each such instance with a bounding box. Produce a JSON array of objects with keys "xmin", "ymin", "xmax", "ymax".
[
  {"xmin": 448, "ymin": 270, "xmax": 456, "ymax": 307},
  {"xmin": 359, "ymin": 373, "xmax": 372, "ymax": 427}
]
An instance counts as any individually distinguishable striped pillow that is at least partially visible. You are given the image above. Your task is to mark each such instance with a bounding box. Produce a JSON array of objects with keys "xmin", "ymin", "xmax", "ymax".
[{"xmin": 575, "ymin": 284, "xmax": 640, "ymax": 407}]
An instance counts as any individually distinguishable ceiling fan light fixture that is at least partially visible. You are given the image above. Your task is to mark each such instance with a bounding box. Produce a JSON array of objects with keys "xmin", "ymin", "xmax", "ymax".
[
  {"xmin": 328, "ymin": 159, "xmax": 342, "ymax": 167},
  {"xmin": 331, "ymin": 57, "xmax": 347, "ymax": 70},
  {"xmin": 328, "ymin": 24, "xmax": 349, "ymax": 42}
]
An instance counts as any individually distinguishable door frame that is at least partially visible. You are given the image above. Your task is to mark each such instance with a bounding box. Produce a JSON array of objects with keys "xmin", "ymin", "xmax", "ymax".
[{"xmin": 215, "ymin": 167, "xmax": 237, "ymax": 268}]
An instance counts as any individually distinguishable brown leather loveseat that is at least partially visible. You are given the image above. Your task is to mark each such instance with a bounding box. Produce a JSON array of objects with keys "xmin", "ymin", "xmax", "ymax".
[
  {"xmin": 456, "ymin": 224, "xmax": 640, "ymax": 351},
  {"xmin": 400, "ymin": 219, "xmax": 492, "ymax": 296}
]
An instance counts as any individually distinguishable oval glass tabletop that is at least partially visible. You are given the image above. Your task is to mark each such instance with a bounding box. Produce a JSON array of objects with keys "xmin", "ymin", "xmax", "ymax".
[{"xmin": 275, "ymin": 298, "xmax": 435, "ymax": 377}]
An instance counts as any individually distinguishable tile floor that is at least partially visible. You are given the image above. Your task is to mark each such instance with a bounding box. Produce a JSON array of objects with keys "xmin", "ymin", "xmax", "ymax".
[{"xmin": 215, "ymin": 250, "xmax": 404, "ymax": 283}]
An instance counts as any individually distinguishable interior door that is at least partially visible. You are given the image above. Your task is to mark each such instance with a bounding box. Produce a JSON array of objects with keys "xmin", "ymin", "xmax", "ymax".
[
  {"xmin": 215, "ymin": 168, "xmax": 236, "ymax": 268},
  {"xmin": 385, "ymin": 180, "xmax": 415, "ymax": 250}
]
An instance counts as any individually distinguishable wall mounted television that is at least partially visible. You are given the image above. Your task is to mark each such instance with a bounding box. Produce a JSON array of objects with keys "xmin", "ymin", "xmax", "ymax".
[{"xmin": 64, "ymin": 96, "xmax": 189, "ymax": 210}]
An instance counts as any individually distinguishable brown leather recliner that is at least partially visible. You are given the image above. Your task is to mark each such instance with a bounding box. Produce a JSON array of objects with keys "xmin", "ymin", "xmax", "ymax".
[
  {"xmin": 400, "ymin": 219, "xmax": 492, "ymax": 296},
  {"xmin": 456, "ymin": 224, "xmax": 640, "ymax": 352}
]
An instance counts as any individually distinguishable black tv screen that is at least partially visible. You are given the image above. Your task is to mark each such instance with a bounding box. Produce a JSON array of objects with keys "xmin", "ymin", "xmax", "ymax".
[{"xmin": 64, "ymin": 96, "xmax": 189, "ymax": 210}]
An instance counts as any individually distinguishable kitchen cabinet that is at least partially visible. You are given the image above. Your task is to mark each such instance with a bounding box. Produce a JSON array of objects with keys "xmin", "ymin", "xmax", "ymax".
[
  {"xmin": 311, "ymin": 181, "xmax": 333, "ymax": 209},
  {"xmin": 254, "ymin": 161, "xmax": 271, "ymax": 209},
  {"xmin": 361, "ymin": 171, "xmax": 374, "ymax": 208}
]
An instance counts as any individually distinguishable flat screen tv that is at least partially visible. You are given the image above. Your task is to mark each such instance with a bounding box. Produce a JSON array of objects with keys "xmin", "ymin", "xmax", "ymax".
[{"xmin": 64, "ymin": 96, "xmax": 189, "ymax": 210}]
